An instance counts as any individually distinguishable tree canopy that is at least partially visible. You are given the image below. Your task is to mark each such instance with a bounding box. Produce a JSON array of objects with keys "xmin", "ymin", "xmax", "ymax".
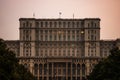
[
  {"xmin": 88, "ymin": 47, "xmax": 120, "ymax": 80},
  {"xmin": 0, "ymin": 39, "xmax": 35, "ymax": 80}
]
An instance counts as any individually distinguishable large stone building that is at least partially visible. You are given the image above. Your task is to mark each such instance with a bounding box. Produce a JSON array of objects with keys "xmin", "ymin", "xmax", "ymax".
[{"xmin": 5, "ymin": 18, "xmax": 120, "ymax": 80}]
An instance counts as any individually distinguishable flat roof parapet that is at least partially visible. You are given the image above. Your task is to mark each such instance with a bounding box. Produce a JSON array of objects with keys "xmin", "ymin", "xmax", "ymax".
[{"xmin": 19, "ymin": 18, "xmax": 101, "ymax": 21}]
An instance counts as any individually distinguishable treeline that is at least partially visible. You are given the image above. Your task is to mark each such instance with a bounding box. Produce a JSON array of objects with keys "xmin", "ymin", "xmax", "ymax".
[{"xmin": 0, "ymin": 39, "xmax": 35, "ymax": 80}]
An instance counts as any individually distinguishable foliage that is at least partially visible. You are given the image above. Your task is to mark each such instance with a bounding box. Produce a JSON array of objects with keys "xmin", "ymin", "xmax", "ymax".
[
  {"xmin": 88, "ymin": 47, "xmax": 120, "ymax": 80},
  {"xmin": 0, "ymin": 38, "xmax": 35, "ymax": 80}
]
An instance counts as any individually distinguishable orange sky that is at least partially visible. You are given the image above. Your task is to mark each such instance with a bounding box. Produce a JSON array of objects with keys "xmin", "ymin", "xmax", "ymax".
[{"xmin": 0, "ymin": 0, "xmax": 120, "ymax": 40}]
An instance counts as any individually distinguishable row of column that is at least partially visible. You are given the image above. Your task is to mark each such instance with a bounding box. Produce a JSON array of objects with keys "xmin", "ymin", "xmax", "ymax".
[
  {"xmin": 36, "ymin": 30, "xmax": 84, "ymax": 41},
  {"xmin": 29, "ymin": 62, "xmax": 90, "ymax": 80}
]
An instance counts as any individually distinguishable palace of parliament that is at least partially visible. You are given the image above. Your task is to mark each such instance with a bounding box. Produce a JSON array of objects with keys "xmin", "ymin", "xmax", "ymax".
[{"xmin": 5, "ymin": 18, "xmax": 120, "ymax": 80}]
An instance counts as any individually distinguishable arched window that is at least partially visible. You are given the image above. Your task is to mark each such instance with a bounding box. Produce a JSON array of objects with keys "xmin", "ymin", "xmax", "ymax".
[
  {"xmin": 72, "ymin": 64, "xmax": 76, "ymax": 75},
  {"xmin": 39, "ymin": 64, "xmax": 42, "ymax": 75},
  {"xmin": 44, "ymin": 64, "xmax": 47, "ymax": 75},
  {"xmin": 77, "ymin": 64, "xmax": 80, "ymax": 75},
  {"xmin": 49, "ymin": 63, "xmax": 52, "ymax": 75},
  {"xmin": 82, "ymin": 64, "xmax": 85, "ymax": 76},
  {"xmin": 34, "ymin": 64, "xmax": 38, "ymax": 75}
]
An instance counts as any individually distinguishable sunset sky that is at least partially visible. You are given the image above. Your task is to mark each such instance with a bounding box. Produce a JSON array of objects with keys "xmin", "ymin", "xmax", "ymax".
[{"xmin": 0, "ymin": 0, "xmax": 120, "ymax": 40}]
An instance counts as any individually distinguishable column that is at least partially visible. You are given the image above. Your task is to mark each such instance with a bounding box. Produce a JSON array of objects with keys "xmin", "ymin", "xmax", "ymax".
[
  {"xmin": 66, "ymin": 30, "xmax": 67, "ymax": 41},
  {"xmin": 43, "ymin": 30, "xmax": 45, "ymax": 41},
  {"xmin": 42, "ymin": 63, "xmax": 44, "ymax": 80},
  {"xmin": 76, "ymin": 64, "xmax": 77, "ymax": 80},
  {"xmin": 47, "ymin": 63, "xmax": 49, "ymax": 80},
  {"xmin": 30, "ymin": 60, "xmax": 34, "ymax": 75},
  {"xmin": 48, "ymin": 30, "xmax": 50, "ymax": 41},
  {"xmin": 75, "ymin": 30, "xmax": 76, "ymax": 41},
  {"xmin": 57, "ymin": 30, "xmax": 59, "ymax": 41},
  {"xmin": 80, "ymin": 64, "xmax": 82, "ymax": 80},
  {"xmin": 86, "ymin": 62, "xmax": 90, "ymax": 76},
  {"xmin": 70, "ymin": 30, "xmax": 72, "ymax": 41},
  {"xmin": 38, "ymin": 64, "xmax": 40, "ymax": 80},
  {"xmin": 71, "ymin": 63, "xmax": 72, "ymax": 80},
  {"xmin": 52, "ymin": 63, "xmax": 54, "ymax": 78},
  {"xmin": 66, "ymin": 63, "xmax": 68, "ymax": 80}
]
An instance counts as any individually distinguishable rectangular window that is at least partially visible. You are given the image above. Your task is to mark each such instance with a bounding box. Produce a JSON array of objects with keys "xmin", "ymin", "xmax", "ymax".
[
  {"xmin": 54, "ymin": 35, "xmax": 56, "ymax": 41},
  {"xmin": 68, "ymin": 22, "xmax": 70, "ymax": 27},
  {"xmin": 45, "ymin": 35, "xmax": 47, "ymax": 41},
  {"xmin": 68, "ymin": 35, "xmax": 70, "ymax": 41},
  {"xmin": 45, "ymin": 22, "xmax": 47, "ymax": 27},
  {"xmin": 41, "ymin": 35, "xmax": 43, "ymax": 41},
  {"xmin": 63, "ymin": 35, "xmax": 66, "ymax": 41},
  {"xmin": 59, "ymin": 35, "xmax": 61, "ymax": 41},
  {"xmin": 50, "ymin": 22, "xmax": 52, "ymax": 27},
  {"xmin": 68, "ymin": 50, "xmax": 70, "ymax": 56},
  {"xmin": 50, "ymin": 35, "xmax": 52, "ymax": 41},
  {"xmin": 88, "ymin": 23, "xmax": 90, "ymax": 27},
  {"xmin": 54, "ymin": 22, "xmax": 57, "ymax": 27},
  {"xmin": 77, "ymin": 22, "xmax": 79, "ymax": 27},
  {"xmin": 77, "ymin": 35, "xmax": 79, "ymax": 41},
  {"xmin": 41, "ymin": 22, "xmax": 43, "ymax": 27},
  {"xmin": 91, "ymin": 35, "xmax": 94, "ymax": 40},
  {"xmin": 72, "ymin": 35, "xmax": 75, "ymax": 41},
  {"xmin": 63, "ymin": 22, "xmax": 66, "ymax": 27}
]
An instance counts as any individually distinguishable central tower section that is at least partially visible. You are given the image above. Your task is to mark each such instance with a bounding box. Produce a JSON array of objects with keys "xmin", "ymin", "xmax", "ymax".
[
  {"xmin": 19, "ymin": 18, "xmax": 101, "ymax": 80},
  {"xmin": 19, "ymin": 18, "xmax": 100, "ymax": 58}
]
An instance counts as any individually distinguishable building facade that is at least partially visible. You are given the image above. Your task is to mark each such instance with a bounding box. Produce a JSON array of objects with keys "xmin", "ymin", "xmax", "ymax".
[{"xmin": 5, "ymin": 18, "xmax": 120, "ymax": 80}]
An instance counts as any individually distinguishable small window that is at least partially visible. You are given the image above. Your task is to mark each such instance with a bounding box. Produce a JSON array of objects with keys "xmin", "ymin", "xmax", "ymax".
[
  {"xmin": 59, "ymin": 22, "xmax": 61, "ymax": 27},
  {"xmin": 72, "ymin": 35, "xmax": 75, "ymax": 41},
  {"xmin": 36, "ymin": 22, "xmax": 39, "ymax": 27},
  {"xmin": 72, "ymin": 30, "xmax": 75, "ymax": 34},
  {"xmin": 91, "ymin": 35, "xmax": 94, "ymax": 40},
  {"xmin": 95, "ymin": 23, "xmax": 96, "ymax": 27},
  {"xmin": 72, "ymin": 22, "xmax": 74, "ymax": 27},
  {"xmin": 68, "ymin": 22, "xmax": 70, "ymax": 27},
  {"xmin": 77, "ymin": 22, "xmax": 79, "ymax": 27},
  {"xmin": 54, "ymin": 22, "xmax": 57, "ymax": 27},
  {"xmin": 54, "ymin": 35, "xmax": 57, "ymax": 41},
  {"xmin": 45, "ymin": 22, "xmax": 47, "ymax": 27},
  {"xmin": 50, "ymin": 35, "xmax": 52, "ymax": 41},
  {"xmin": 45, "ymin": 30, "xmax": 48, "ymax": 34},
  {"xmin": 50, "ymin": 22, "xmax": 52, "ymax": 27},
  {"xmin": 26, "ymin": 21, "xmax": 29, "ymax": 27},
  {"xmin": 63, "ymin": 35, "xmax": 66, "ymax": 41},
  {"xmin": 63, "ymin": 22, "xmax": 66, "ymax": 27},
  {"xmin": 68, "ymin": 30, "xmax": 70, "ymax": 34},
  {"xmin": 45, "ymin": 35, "xmax": 47, "ymax": 41},
  {"xmin": 40, "ymin": 22, "xmax": 43, "ymax": 27},
  {"xmin": 88, "ymin": 23, "xmax": 90, "ymax": 27},
  {"xmin": 91, "ymin": 21, "xmax": 94, "ymax": 27},
  {"xmin": 40, "ymin": 30, "xmax": 43, "ymax": 34},
  {"xmin": 23, "ymin": 23, "xmax": 25, "ymax": 27},
  {"xmin": 68, "ymin": 35, "xmax": 70, "ymax": 41}
]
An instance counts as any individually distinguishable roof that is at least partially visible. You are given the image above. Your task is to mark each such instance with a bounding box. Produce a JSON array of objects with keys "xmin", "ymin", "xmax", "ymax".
[{"xmin": 19, "ymin": 18, "xmax": 101, "ymax": 21}]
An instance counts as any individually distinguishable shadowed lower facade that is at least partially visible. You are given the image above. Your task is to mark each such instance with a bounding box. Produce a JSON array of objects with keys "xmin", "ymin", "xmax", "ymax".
[{"xmin": 5, "ymin": 18, "xmax": 120, "ymax": 80}]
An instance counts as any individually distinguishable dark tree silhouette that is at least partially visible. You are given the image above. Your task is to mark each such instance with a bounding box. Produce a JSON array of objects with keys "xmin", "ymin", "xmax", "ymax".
[
  {"xmin": 0, "ymin": 38, "xmax": 35, "ymax": 80},
  {"xmin": 88, "ymin": 47, "xmax": 120, "ymax": 80}
]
